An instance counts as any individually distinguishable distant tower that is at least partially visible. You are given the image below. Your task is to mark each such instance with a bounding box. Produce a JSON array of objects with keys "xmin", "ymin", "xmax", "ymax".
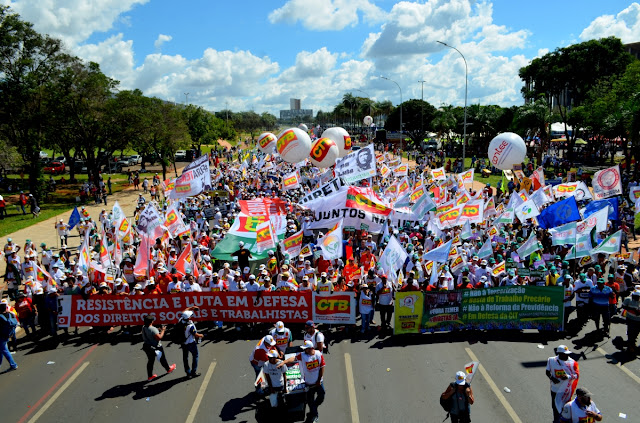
[{"xmin": 290, "ymin": 98, "xmax": 301, "ymax": 110}]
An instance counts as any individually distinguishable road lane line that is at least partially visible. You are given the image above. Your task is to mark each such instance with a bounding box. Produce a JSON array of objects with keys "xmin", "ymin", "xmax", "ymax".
[
  {"xmin": 28, "ymin": 361, "xmax": 90, "ymax": 423},
  {"xmin": 344, "ymin": 353, "xmax": 360, "ymax": 423},
  {"xmin": 465, "ymin": 348, "xmax": 523, "ymax": 423},
  {"xmin": 596, "ymin": 347, "xmax": 640, "ymax": 384},
  {"xmin": 185, "ymin": 361, "xmax": 217, "ymax": 423},
  {"xmin": 18, "ymin": 343, "xmax": 98, "ymax": 423}
]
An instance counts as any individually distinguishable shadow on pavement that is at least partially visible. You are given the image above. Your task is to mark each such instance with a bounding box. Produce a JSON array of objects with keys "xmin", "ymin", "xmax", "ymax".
[
  {"xmin": 94, "ymin": 374, "xmax": 189, "ymax": 401},
  {"xmin": 219, "ymin": 392, "xmax": 260, "ymax": 421}
]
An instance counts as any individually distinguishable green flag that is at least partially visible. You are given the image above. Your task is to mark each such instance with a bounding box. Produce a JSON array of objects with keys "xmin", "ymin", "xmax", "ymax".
[{"xmin": 590, "ymin": 230, "xmax": 622, "ymax": 255}]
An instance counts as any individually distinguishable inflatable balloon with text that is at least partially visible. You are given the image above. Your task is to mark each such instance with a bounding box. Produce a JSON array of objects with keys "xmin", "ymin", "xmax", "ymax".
[
  {"xmin": 309, "ymin": 137, "xmax": 339, "ymax": 168},
  {"xmin": 257, "ymin": 132, "xmax": 277, "ymax": 153},
  {"xmin": 321, "ymin": 127, "xmax": 352, "ymax": 158},
  {"xmin": 487, "ymin": 132, "xmax": 527, "ymax": 171},
  {"xmin": 276, "ymin": 127, "xmax": 312, "ymax": 164}
]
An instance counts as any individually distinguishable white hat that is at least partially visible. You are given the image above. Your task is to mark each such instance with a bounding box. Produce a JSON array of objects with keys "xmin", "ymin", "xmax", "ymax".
[
  {"xmin": 275, "ymin": 321, "xmax": 285, "ymax": 333},
  {"xmin": 264, "ymin": 335, "xmax": 276, "ymax": 346},
  {"xmin": 115, "ymin": 278, "xmax": 123, "ymax": 285},
  {"xmin": 134, "ymin": 284, "xmax": 142, "ymax": 290},
  {"xmin": 181, "ymin": 310, "xmax": 193, "ymax": 320},
  {"xmin": 267, "ymin": 350, "xmax": 279, "ymax": 358},
  {"xmin": 556, "ymin": 345, "xmax": 572, "ymax": 355},
  {"xmin": 455, "ymin": 371, "xmax": 466, "ymax": 385},
  {"xmin": 302, "ymin": 340, "xmax": 314, "ymax": 350}
]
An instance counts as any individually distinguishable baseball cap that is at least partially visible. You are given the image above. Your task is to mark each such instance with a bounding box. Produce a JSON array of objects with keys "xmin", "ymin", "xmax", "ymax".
[
  {"xmin": 556, "ymin": 344, "xmax": 572, "ymax": 355},
  {"xmin": 181, "ymin": 310, "xmax": 193, "ymax": 320},
  {"xmin": 575, "ymin": 388, "xmax": 592, "ymax": 398},
  {"xmin": 264, "ymin": 335, "xmax": 276, "ymax": 346},
  {"xmin": 455, "ymin": 371, "xmax": 466, "ymax": 385},
  {"xmin": 305, "ymin": 320, "xmax": 316, "ymax": 327},
  {"xmin": 302, "ymin": 340, "xmax": 314, "ymax": 350},
  {"xmin": 267, "ymin": 350, "xmax": 279, "ymax": 358},
  {"xmin": 275, "ymin": 321, "xmax": 285, "ymax": 333}
]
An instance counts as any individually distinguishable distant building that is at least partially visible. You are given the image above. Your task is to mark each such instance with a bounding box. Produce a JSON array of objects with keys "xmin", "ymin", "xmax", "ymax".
[
  {"xmin": 280, "ymin": 98, "xmax": 312, "ymax": 123},
  {"xmin": 624, "ymin": 41, "xmax": 640, "ymax": 60}
]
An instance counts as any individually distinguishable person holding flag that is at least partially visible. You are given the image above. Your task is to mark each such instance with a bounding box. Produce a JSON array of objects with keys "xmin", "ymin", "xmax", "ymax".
[{"xmin": 546, "ymin": 345, "xmax": 579, "ymax": 423}]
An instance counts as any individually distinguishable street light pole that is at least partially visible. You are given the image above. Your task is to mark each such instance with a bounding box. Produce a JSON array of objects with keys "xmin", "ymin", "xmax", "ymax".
[
  {"xmin": 418, "ymin": 80, "xmax": 425, "ymax": 141},
  {"xmin": 380, "ymin": 76, "xmax": 403, "ymax": 154},
  {"xmin": 437, "ymin": 41, "xmax": 467, "ymax": 170},
  {"xmin": 184, "ymin": 92, "xmax": 189, "ymax": 105}
]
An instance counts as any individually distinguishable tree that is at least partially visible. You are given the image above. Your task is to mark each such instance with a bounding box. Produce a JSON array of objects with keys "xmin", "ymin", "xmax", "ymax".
[
  {"xmin": 0, "ymin": 6, "xmax": 72, "ymax": 198},
  {"xmin": 384, "ymin": 99, "xmax": 437, "ymax": 147},
  {"xmin": 183, "ymin": 105, "xmax": 217, "ymax": 154},
  {"xmin": 235, "ymin": 111, "xmax": 262, "ymax": 140},
  {"xmin": 260, "ymin": 112, "xmax": 277, "ymax": 131},
  {"xmin": 519, "ymin": 36, "xmax": 633, "ymax": 161},
  {"xmin": 514, "ymin": 97, "xmax": 554, "ymax": 163},
  {"xmin": 0, "ymin": 138, "xmax": 23, "ymax": 176}
]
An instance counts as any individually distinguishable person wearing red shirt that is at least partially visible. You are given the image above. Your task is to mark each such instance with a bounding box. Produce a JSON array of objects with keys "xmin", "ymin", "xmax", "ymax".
[
  {"xmin": 155, "ymin": 267, "xmax": 173, "ymax": 292},
  {"xmin": 360, "ymin": 247, "xmax": 374, "ymax": 272},
  {"xmin": 15, "ymin": 292, "xmax": 37, "ymax": 336},
  {"xmin": 605, "ymin": 274, "xmax": 620, "ymax": 317}
]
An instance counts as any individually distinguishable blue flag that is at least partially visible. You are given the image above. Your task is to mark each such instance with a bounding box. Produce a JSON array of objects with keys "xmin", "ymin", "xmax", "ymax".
[
  {"xmin": 537, "ymin": 196, "xmax": 581, "ymax": 229},
  {"xmin": 68, "ymin": 206, "xmax": 81, "ymax": 230},
  {"xmin": 583, "ymin": 197, "xmax": 619, "ymax": 221}
]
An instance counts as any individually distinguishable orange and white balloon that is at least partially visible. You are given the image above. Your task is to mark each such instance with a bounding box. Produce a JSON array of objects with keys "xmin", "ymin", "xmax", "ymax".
[
  {"xmin": 257, "ymin": 132, "xmax": 277, "ymax": 153},
  {"xmin": 276, "ymin": 127, "xmax": 312, "ymax": 164},
  {"xmin": 309, "ymin": 137, "xmax": 339, "ymax": 168},
  {"xmin": 321, "ymin": 127, "xmax": 352, "ymax": 158}
]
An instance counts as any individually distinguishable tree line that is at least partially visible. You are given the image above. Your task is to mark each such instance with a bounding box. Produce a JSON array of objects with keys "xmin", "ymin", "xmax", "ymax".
[{"xmin": 0, "ymin": 6, "xmax": 278, "ymax": 199}]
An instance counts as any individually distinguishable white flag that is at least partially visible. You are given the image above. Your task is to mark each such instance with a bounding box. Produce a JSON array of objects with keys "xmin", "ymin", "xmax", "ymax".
[
  {"xmin": 422, "ymin": 239, "xmax": 453, "ymax": 263},
  {"xmin": 517, "ymin": 232, "xmax": 541, "ymax": 259},
  {"xmin": 318, "ymin": 220, "xmax": 343, "ymax": 260},
  {"xmin": 590, "ymin": 230, "xmax": 622, "ymax": 255},
  {"xmin": 550, "ymin": 222, "xmax": 577, "ymax": 246},
  {"xmin": 515, "ymin": 199, "xmax": 540, "ymax": 222},
  {"xmin": 379, "ymin": 235, "xmax": 408, "ymax": 281},
  {"xmin": 592, "ymin": 165, "xmax": 622, "ymax": 200},
  {"xmin": 476, "ymin": 238, "xmax": 493, "ymax": 259}
]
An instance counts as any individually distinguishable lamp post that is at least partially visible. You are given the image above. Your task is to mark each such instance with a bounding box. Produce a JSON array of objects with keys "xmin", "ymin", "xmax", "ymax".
[
  {"xmin": 380, "ymin": 76, "xmax": 403, "ymax": 153},
  {"xmin": 418, "ymin": 80, "xmax": 426, "ymax": 142},
  {"xmin": 437, "ymin": 41, "xmax": 467, "ymax": 170}
]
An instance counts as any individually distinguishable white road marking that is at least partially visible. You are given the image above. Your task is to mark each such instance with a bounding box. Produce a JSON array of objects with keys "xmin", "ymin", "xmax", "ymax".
[
  {"xmin": 344, "ymin": 353, "xmax": 360, "ymax": 423},
  {"xmin": 28, "ymin": 362, "xmax": 90, "ymax": 423},
  {"xmin": 596, "ymin": 347, "xmax": 640, "ymax": 384},
  {"xmin": 185, "ymin": 361, "xmax": 217, "ymax": 423},
  {"xmin": 465, "ymin": 348, "xmax": 523, "ymax": 423}
]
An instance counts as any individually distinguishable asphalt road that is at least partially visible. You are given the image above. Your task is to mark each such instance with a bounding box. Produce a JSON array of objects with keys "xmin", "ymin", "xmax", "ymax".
[{"xmin": 1, "ymin": 314, "xmax": 639, "ymax": 423}]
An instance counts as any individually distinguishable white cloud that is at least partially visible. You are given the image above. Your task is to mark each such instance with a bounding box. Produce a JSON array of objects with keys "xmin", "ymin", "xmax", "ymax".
[
  {"xmin": 1, "ymin": 0, "xmax": 149, "ymax": 46},
  {"xmin": 154, "ymin": 34, "xmax": 172, "ymax": 50},
  {"xmin": 580, "ymin": 2, "xmax": 640, "ymax": 43},
  {"xmin": 268, "ymin": 0, "xmax": 386, "ymax": 31}
]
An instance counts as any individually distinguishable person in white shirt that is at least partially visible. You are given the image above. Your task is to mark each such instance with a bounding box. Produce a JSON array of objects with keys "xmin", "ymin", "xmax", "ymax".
[
  {"xmin": 269, "ymin": 321, "xmax": 292, "ymax": 355},
  {"xmin": 180, "ymin": 309, "xmax": 203, "ymax": 378},
  {"xmin": 245, "ymin": 275, "xmax": 260, "ymax": 291},
  {"xmin": 263, "ymin": 350, "xmax": 288, "ymax": 407},
  {"xmin": 280, "ymin": 340, "xmax": 326, "ymax": 421},
  {"xmin": 359, "ymin": 284, "xmax": 374, "ymax": 333},
  {"xmin": 376, "ymin": 275, "xmax": 395, "ymax": 330},
  {"xmin": 560, "ymin": 387, "xmax": 602, "ymax": 423}
]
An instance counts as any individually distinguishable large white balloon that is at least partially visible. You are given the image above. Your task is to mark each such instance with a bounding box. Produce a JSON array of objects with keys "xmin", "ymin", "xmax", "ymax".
[
  {"xmin": 276, "ymin": 127, "xmax": 312, "ymax": 164},
  {"xmin": 321, "ymin": 127, "xmax": 352, "ymax": 158},
  {"xmin": 309, "ymin": 137, "xmax": 339, "ymax": 168},
  {"xmin": 363, "ymin": 116, "xmax": 373, "ymax": 126},
  {"xmin": 487, "ymin": 132, "xmax": 527, "ymax": 171},
  {"xmin": 298, "ymin": 123, "xmax": 309, "ymax": 132},
  {"xmin": 257, "ymin": 132, "xmax": 277, "ymax": 153}
]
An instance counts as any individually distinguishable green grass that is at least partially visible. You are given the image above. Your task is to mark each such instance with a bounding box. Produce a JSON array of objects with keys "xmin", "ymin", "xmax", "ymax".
[{"xmin": 0, "ymin": 203, "xmax": 72, "ymax": 237}]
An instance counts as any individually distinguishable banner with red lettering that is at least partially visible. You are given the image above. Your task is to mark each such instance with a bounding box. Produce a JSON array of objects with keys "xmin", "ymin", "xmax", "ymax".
[
  {"xmin": 312, "ymin": 292, "xmax": 356, "ymax": 324},
  {"xmin": 57, "ymin": 292, "xmax": 312, "ymax": 327},
  {"xmin": 237, "ymin": 198, "xmax": 288, "ymax": 216}
]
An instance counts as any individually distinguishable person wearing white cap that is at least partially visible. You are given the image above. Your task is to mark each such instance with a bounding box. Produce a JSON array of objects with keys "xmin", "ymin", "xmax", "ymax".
[
  {"xmin": 55, "ymin": 218, "xmax": 70, "ymax": 245},
  {"xmin": 280, "ymin": 340, "xmax": 326, "ymax": 422},
  {"xmin": 440, "ymin": 371, "xmax": 474, "ymax": 423},
  {"xmin": 546, "ymin": 344, "xmax": 579, "ymax": 423},
  {"xmin": 249, "ymin": 334, "xmax": 279, "ymax": 392},
  {"xmin": 269, "ymin": 321, "xmax": 292, "ymax": 355},
  {"xmin": 178, "ymin": 308, "xmax": 203, "ymax": 378},
  {"xmin": 262, "ymin": 350, "xmax": 288, "ymax": 408}
]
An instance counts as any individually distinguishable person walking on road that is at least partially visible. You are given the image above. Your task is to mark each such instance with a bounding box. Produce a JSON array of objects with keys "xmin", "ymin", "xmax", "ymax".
[
  {"xmin": 589, "ymin": 278, "xmax": 614, "ymax": 336},
  {"xmin": 280, "ymin": 340, "xmax": 326, "ymax": 423},
  {"xmin": 441, "ymin": 371, "xmax": 474, "ymax": 423},
  {"xmin": 180, "ymin": 308, "xmax": 203, "ymax": 378},
  {"xmin": 560, "ymin": 387, "xmax": 602, "ymax": 422},
  {"xmin": 0, "ymin": 301, "xmax": 18, "ymax": 372},
  {"xmin": 546, "ymin": 345, "xmax": 579, "ymax": 423},
  {"xmin": 621, "ymin": 287, "xmax": 640, "ymax": 353},
  {"xmin": 141, "ymin": 314, "xmax": 176, "ymax": 381}
]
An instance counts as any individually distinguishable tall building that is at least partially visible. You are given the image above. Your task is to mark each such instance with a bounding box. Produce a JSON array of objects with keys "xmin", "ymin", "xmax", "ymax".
[{"xmin": 280, "ymin": 98, "xmax": 312, "ymax": 122}]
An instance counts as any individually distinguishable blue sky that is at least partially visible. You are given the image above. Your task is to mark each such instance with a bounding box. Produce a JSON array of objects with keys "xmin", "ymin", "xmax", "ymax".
[{"xmin": 4, "ymin": 0, "xmax": 640, "ymax": 117}]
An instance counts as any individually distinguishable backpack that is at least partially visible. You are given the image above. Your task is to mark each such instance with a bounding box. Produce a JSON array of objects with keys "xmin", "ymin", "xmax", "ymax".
[
  {"xmin": 440, "ymin": 382, "xmax": 469, "ymax": 413},
  {"xmin": 171, "ymin": 320, "xmax": 188, "ymax": 345},
  {"xmin": 0, "ymin": 313, "xmax": 18, "ymax": 340}
]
